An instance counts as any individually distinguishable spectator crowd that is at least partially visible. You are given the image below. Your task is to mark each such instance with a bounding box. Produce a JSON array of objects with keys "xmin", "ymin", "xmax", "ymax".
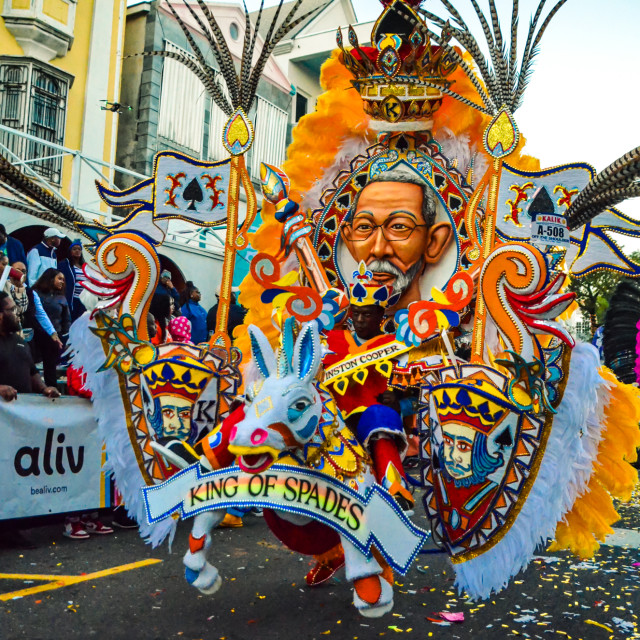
[
  {"xmin": 0, "ymin": 225, "xmax": 247, "ymax": 547},
  {"xmin": 0, "ymin": 225, "xmax": 247, "ymax": 394}
]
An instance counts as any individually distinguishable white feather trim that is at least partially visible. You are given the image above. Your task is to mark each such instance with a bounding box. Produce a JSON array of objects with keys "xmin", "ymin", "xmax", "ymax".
[
  {"xmin": 68, "ymin": 313, "xmax": 177, "ymax": 548},
  {"xmin": 301, "ymin": 135, "xmax": 371, "ymax": 214},
  {"xmin": 435, "ymin": 127, "xmax": 488, "ymax": 189},
  {"xmin": 300, "ymin": 128, "xmax": 487, "ymax": 215},
  {"xmin": 453, "ymin": 343, "xmax": 607, "ymax": 599}
]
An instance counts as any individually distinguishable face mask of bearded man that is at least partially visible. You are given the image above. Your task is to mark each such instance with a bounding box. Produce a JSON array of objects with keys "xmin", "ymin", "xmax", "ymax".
[{"xmin": 340, "ymin": 168, "xmax": 453, "ymax": 308}]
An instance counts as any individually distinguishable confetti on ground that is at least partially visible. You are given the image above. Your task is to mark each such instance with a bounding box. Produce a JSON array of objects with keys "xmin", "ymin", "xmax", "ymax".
[
  {"xmin": 585, "ymin": 619, "xmax": 614, "ymax": 632},
  {"xmin": 513, "ymin": 615, "xmax": 537, "ymax": 623},
  {"xmin": 439, "ymin": 611, "xmax": 464, "ymax": 622}
]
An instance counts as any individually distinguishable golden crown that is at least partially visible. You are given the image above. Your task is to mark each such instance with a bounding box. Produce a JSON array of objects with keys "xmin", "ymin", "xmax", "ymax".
[
  {"xmin": 432, "ymin": 371, "xmax": 517, "ymax": 436},
  {"xmin": 349, "ymin": 261, "xmax": 400, "ymax": 308},
  {"xmin": 142, "ymin": 357, "xmax": 215, "ymax": 404},
  {"xmin": 337, "ymin": 0, "xmax": 457, "ymax": 132}
]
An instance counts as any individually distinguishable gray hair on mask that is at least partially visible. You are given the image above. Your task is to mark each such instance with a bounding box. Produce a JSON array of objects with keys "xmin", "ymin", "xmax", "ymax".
[{"xmin": 350, "ymin": 167, "xmax": 436, "ymax": 226}]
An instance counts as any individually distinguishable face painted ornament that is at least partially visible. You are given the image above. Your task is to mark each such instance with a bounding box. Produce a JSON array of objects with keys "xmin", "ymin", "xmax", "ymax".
[
  {"xmin": 424, "ymin": 365, "xmax": 530, "ymax": 554},
  {"xmin": 141, "ymin": 356, "xmax": 216, "ymax": 443}
]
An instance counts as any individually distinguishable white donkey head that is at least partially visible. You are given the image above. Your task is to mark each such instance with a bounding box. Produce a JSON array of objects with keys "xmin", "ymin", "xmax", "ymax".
[{"xmin": 228, "ymin": 320, "xmax": 323, "ymax": 474}]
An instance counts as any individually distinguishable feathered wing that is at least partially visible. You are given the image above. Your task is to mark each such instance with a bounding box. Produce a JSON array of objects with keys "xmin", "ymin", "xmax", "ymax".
[
  {"xmin": 565, "ymin": 145, "xmax": 640, "ymax": 229},
  {"xmin": 602, "ymin": 279, "xmax": 640, "ymax": 384},
  {"xmin": 134, "ymin": 1, "xmax": 327, "ymax": 116},
  {"xmin": 453, "ymin": 344, "xmax": 640, "ymax": 599},
  {"xmin": 68, "ymin": 315, "xmax": 177, "ymax": 548},
  {"xmin": 135, "ymin": 50, "xmax": 232, "ymax": 116},
  {"xmin": 400, "ymin": 0, "xmax": 570, "ymax": 116},
  {"xmin": 0, "ymin": 152, "xmax": 82, "ymax": 229}
]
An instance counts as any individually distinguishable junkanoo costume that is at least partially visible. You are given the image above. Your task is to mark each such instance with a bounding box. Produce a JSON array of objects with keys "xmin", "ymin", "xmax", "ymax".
[{"xmin": 68, "ymin": 0, "xmax": 640, "ymax": 616}]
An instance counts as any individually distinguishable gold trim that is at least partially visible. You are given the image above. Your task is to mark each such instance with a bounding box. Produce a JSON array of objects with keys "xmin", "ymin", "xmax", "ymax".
[
  {"xmin": 451, "ymin": 346, "xmax": 573, "ymax": 563},
  {"xmin": 112, "ymin": 345, "xmax": 153, "ymax": 486}
]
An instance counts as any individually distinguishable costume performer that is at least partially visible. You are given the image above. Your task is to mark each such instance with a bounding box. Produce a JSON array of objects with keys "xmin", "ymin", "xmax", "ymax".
[
  {"xmin": 237, "ymin": 0, "xmax": 640, "ymax": 599},
  {"xmin": 62, "ymin": 0, "xmax": 640, "ymax": 616},
  {"xmin": 323, "ymin": 262, "xmax": 415, "ymax": 511}
]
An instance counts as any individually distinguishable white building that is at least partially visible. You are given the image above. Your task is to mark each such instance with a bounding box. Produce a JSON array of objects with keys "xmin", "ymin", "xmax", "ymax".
[{"xmin": 252, "ymin": 0, "xmax": 371, "ymax": 134}]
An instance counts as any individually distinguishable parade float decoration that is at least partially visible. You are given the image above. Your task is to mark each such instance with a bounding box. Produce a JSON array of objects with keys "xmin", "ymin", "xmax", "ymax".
[
  {"xmin": 68, "ymin": 0, "xmax": 640, "ymax": 614},
  {"xmin": 235, "ymin": 0, "xmax": 640, "ymax": 601}
]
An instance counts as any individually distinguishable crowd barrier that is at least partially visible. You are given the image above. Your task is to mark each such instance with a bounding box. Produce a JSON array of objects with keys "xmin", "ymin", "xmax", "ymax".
[{"xmin": 0, "ymin": 395, "xmax": 111, "ymax": 520}]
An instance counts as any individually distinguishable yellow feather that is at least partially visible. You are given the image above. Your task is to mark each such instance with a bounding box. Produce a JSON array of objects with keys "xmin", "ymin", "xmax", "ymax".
[{"xmin": 430, "ymin": 287, "xmax": 450, "ymax": 305}]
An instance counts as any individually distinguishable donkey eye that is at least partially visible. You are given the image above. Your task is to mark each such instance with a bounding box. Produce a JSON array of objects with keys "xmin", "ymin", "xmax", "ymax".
[{"xmin": 287, "ymin": 398, "xmax": 312, "ymax": 422}]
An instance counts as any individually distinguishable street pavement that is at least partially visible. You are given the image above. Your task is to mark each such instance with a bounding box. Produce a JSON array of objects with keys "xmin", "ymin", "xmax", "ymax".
[{"xmin": 1, "ymin": 492, "xmax": 639, "ymax": 640}]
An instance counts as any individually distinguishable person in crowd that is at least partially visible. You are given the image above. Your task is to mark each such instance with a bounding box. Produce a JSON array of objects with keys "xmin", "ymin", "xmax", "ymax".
[
  {"xmin": 62, "ymin": 364, "xmax": 114, "ymax": 539},
  {"xmin": 0, "ymin": 292, "xmax": 59, "ymax": 400},
  {"xmin": 22, "ymin": 278, "xmax": 63, "ymax": 352},
  {"xmin": 0, "ymin": 251, "xmax": 7, "ymax": 271},
  {"xmin": 4, "ymin": 261, "xmax": 28, "ymax": 327},
  {"xmin": 0, "ymin": 291, "xmax": 59, "ymax": 548},
  {"xmin": 33, "ymin": 268, "xmax": 70, "ymax": 388},
  {"xmin": 149, "ymin": 293, "xmax": 173, "ymax": 346},
  {"xmin": 169, "ymin": 315, "xmax": 192, "ymax": 343},
  {"xmin": 180, "ymin": 281, "xmax": 208, "ymax": 343},
  {"xmin": 206, "ymin": 290, "xmax": 246, "ymax": 340},
  {"xmin": 27, "ymin": 227, "xmax": 65, "ymax": 285},
  {"xmin": 156, "ymin": 269, "xmax": 181, "ymax": 313},
  {"xmin": 58, "ymin": 239, "xmax": 87, "ymax": 322},
  {"xmin": 0, "ymin": 224, "xmax": 26, "ymax": 265},
  {"xmin": 147, "ymin": 312, "xmax": 157, "ymax": 341}
]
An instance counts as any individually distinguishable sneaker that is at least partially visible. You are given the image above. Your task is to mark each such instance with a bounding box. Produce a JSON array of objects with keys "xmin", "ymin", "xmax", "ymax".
[
  {"xmin": 112, "ymin": 506, "xmax": 138, "ymax": 529},
  {"xmin": 63, "ymin": 520, "xmax": 90, "ymax": 540},
  {"xmin": 393, "ymin": 493, "xmax": 415, "ymax": 517},
  {"xmin": 218, "ymin": 514, "xmax": 243, "ymax": 528},
  {"xmin": 305, "ymin": 553, "xmax": 345, "ymax": 587},
  {"xmin": 82, "ymin": 518, "xmax": 114, "ymax": 535}
]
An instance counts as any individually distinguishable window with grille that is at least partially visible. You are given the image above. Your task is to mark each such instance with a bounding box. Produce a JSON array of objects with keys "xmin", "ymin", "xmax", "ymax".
[
  {"xmin": 0, "ymin": 60, "xmax": 68, "ymax": 184},
  {"xmin": 158, "ymin": 41, "xmax": 206, "ymax": 154},
  {"xmin": 249, "ymin": 96, "xmax": 288, "ymax": 179}
]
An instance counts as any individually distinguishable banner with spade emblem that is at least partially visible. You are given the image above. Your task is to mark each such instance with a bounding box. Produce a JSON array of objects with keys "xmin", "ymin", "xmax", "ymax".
[
  {"xmin": 96, "ymin": 151, "xmax": 232, "ymax": 228},
  {"xmin": 154, "ymin": 152, "xmax": 231, "ymax": 225}
]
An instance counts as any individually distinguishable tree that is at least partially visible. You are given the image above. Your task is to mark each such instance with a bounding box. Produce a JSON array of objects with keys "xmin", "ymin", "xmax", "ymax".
[{"xmin": 567, "ymin": 251, "xmax": 640, "ymax": 336}]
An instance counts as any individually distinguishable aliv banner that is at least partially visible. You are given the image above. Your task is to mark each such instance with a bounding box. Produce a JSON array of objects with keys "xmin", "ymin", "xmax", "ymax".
[{"xmin": 0, "ymin": 396, "xmax": 110, "ymax": 520}]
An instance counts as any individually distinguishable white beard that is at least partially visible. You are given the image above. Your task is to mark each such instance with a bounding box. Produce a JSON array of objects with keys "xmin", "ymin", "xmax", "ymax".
[{"xmin": 367, "ymin": 258, "xmax": 425, "ymax": 296}]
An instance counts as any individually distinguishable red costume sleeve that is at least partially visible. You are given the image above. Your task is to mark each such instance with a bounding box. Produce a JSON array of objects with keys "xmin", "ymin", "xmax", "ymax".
[
  {"xmin": 200, "ymin": 405, "xmax": 245, "ymax": 470},
  {"xmin": 66, "ymin": 365, "xmax": 92, "ymax": 399}
]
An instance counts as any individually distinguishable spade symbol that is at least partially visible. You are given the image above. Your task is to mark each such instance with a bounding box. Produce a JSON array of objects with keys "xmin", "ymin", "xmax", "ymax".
[
  {"xmin": 396, "ymin": 135, "xmax": 409, "ymax": 151},
  {"xmin": 183, "ymin": 177, "xmax": 204, "ymax": 211},
  {"xmin": 494, "ymin": 428, "xmax": 513, "ymax": 451},
  {"xmin": 528, "ymin": 186, "xmax": 555, "ymax": 216}
]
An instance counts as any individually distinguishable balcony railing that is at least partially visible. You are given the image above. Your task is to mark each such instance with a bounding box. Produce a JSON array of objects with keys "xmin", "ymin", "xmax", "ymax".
[{"xmin": 0, "ymin": 123, "xmax": 249, "ymax": 258}]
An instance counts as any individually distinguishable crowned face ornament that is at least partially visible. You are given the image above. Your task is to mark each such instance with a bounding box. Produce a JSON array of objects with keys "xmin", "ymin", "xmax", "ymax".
[{"xmin": 423, "ymin": 366, "xmax": 528, "ymax": 551}]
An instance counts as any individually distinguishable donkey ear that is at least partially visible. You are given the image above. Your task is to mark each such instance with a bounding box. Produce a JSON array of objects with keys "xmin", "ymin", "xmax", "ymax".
[
  {"xmin": 282, "ymin": 317, "xmax": 296, "ymax": 364},
  {"xmin": 248, "ymin": 325, "xmax": 277, "ymax": 379},
  {"xmin": 292, "ymin": 322, "xmax": 321, "ymax": 383}
]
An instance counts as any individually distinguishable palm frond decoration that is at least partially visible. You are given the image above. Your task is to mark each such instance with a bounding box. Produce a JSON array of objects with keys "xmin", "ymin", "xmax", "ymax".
[
  {"xmin": 0, "ymin": 152, "xmax": 83, "ymax": 228},
  {"xmin": 565, "ymin": 146, "xmax": 640, "ymax": 229},
  {"xmin": 134, "ymin": 0, "xmax": 328, "ymax": 116},
  {"xmin": 396, "ymin": 0, "xmax": 568, "ymax": 117}
]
